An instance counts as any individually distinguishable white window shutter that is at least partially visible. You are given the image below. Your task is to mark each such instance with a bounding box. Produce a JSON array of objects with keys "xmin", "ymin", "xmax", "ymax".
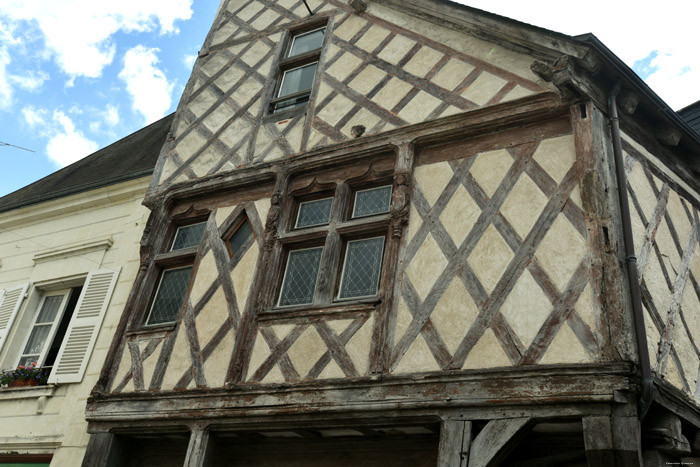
[
  {"xmin": 49, "ymin": 268, "xmax": 120, "ymax": 384},
  {"xmin": 0, "ymin": 283, "xmax": 29, "ymax": 354}
]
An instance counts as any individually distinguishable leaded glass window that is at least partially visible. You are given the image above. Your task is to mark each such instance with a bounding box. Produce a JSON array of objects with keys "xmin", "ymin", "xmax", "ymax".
[
  {"xmin": 278, "ymin": 247, "xmax": 323, "ymax": 306},
  {"xmin": 146, "ymin": 266, "xmax": 193, "ymax": 325},
  {"xmin": 229, "ymin": 220, "xmax": 253, "ymax": 256},
  {"xmin": 353, "ymin": 186, "xmax": 392, "ymax": 218},
  {"xmin": 171, "ymin": 222, "xmax": 206, "ymax": 251},
  {"xmin": 338, "ymin": 237, "xmax": 385, "ymax": 299},
  {"xmin": 296, "ymin": 197, "xmax": 333, "ymax": 228}
]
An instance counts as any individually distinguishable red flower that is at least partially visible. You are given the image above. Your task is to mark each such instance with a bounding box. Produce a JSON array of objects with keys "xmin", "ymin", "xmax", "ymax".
[{"xmin": 18, "ymin": 366, "xmax": 25, "ymax": 370}]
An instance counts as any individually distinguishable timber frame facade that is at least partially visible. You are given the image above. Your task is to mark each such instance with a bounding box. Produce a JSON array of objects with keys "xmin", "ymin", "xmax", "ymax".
[{"xmin": 84, "ymin": 0, "xmax": 700, "ymax": 465}]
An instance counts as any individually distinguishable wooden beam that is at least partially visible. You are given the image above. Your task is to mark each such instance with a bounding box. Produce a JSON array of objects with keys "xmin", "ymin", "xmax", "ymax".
[
  {"xmin": 467, "ymin": 417, "xmax": 531, "ymax": 467},
  {"xmin": 81, "ymin": 432, "xmax": 125, "ymax": 467},
  {"xmin": 437, "ymin": 419, "xmax": 471, "ymax": 467},
  {"xmin": 184, "ymin": 425, "xmax": 214, "ymax": 467},
  {"xmin": 582, "ymin": 416, "xmax": 615, "ymax": 466}
]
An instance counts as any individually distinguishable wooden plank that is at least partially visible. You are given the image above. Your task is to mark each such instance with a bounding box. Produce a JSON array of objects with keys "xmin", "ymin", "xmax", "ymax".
[
  {"xmin": 582, "ymin": 416, "xmax": 615, "ymax": 466},
  {"xmin": 437, "ymin": 419, "xmax": 471, "ymax": 467},
  {"xmin": 468, "ymin": 417, "xmax": 531, "ymax": 467},
  {"xmin": 81, "ymin": 432, "xmax": 124, "ymax": 467},
  {"xmin": 184, "ymin": 426, "xmax": 214, "ymax": 467}
]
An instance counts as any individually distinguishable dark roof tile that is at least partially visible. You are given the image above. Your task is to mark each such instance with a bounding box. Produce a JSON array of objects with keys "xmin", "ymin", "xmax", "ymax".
[{"xmin": 0, "ymin": 113, "xmax": 173, "ymax": 213}]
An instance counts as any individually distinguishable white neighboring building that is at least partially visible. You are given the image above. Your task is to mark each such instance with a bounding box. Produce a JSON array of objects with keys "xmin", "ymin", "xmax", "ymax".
[{"xmin": 0, "ymin": 114, "xmax": 172, "ymax": 466}]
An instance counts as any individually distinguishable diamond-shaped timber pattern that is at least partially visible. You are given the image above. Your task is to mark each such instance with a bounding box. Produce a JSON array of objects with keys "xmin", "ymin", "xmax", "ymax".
[
  {"xmin": 623, "ymin": 138, "xmax": 700, "ymax": 401},
  {"xmin": 245, "ymin": 314, "xmax": 374, "ymax": 383},
  {"xmin": 109, "ymin": 200, "xmax": 268, "ymax": 392},
  {"xmin": 156, "ymin": 0, "xmax": 546, "ymax": 187},
  {"xmin": 391, "ymin": 134, "xmax": 597, "ymax": 373}
]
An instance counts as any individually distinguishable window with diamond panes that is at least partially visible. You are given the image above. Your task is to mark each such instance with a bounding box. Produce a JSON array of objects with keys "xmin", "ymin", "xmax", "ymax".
[
  {"xmin": 171, "ymin": 222, "xmax": 206, "ymax": 250},
  {"xmin": 338, "ymin": 237, "xmax": 385, "ymax": 299},
  {"xmin": 146, "ymin": 266, "xmax": 193, "ymax": 325},
  {"xmin": 352, "ymin": 186, "xmax": 392, "ymax": 218},
  {"xmin": 278, "ymin": 247, "xmax": 323, "ymax": 306},
  {"xmin": 296, "ymin": 197, "xmax": 333, "ymax": 228},
  {"xmin": 274, "ymin": 176, "xmax": 393, "ymax": 310},
  {"xmin": 144, "ymin": 219, "xmax": 206, "ymax": 326},
  {"xmin": 270, "ymin": 27, "xmax": 325, "ymax": 114}
]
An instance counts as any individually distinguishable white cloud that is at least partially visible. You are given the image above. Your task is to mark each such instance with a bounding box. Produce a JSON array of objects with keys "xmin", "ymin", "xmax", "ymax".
[
  {"xmin": 10, "ymin": 70, "xmax": 49, "ymax": 92},
  {"xmin": 119, "ymin": 45, "xmax": 173, "ymax": 124},
  {"xmin": 183, "ymin": 53, "xmax": 197, "ymax": 70},
  {"xmin": 103, "ymin": 105, "xmax": 120, "ymax": 126},
  {"xmin": 22, "ymin": 106, "xmax": 49, "ymax": 127},
  {"xmin": 46, "ymin": 111, "xmax": 98, "ymax": 167},
  {"xmin": 0, "ymin": 47, "xmax": 11, "ymax": 109},
  {"xmin": 0, "ymin": 0, "xmax": 193, "ymax": 80}
]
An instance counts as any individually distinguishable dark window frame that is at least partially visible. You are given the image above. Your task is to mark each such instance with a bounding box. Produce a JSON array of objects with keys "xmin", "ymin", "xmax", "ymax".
[
  {"xmin": 142, "ymin": 217, "xmax": 208, "ymax": 328},
  {"xmin": 270, "ymin": 168, "xmax": 394, "ymax": 312},
  {"xmin": 267, "ymin": 20, "xmax": 329, "ymax": 119}
]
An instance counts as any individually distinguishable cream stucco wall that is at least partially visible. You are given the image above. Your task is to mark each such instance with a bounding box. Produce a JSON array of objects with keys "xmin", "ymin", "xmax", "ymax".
[
  {"xmin": 0, "ymin": 177, "xmax": 151, "ymax": 466},
  {"xmin": 623, "ymin": 132, "xmax": 700, "ymax": 402}
]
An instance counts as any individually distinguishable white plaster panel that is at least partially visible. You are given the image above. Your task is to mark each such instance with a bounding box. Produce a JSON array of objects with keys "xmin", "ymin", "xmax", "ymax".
[
  {"xmin": 414, "ymin": 161, "xmax": 453, "ymax": 207},
  {"xmin": 430, "ymin": 277, "xmax": 479, "ymax": 354},
  {"xmin": 462, "ymin": 72, "xmax": 507, "ymax": 107},
  {"xmin": 345, "ymin": 316, "xmax": 373, "ymax": 376},
  {"xmin": 539, "ymin": 323, "xmax": 592, "ymax": 364},
  {"xmin": 500, "ymin": 172, "xmax": 548, "ymax": 240},
  {"xmin": 355, "ymin": 24, "xmax": 390, "ymax": 53},
  {"xmin": 230, "ymin": 243, "xmax": 259, "ymax": 312},
  {"xmin": 286, "ymin": 326, "xmax": 327, "ymax": 378},
  {"xmin": 404, "ymin": 46, "xmax": 443, "ymax": 78},
  {"xmin": 161, "ymin": 328, "xmax": 193, "ymax": 390},
  {"xmin": 405, "ymin": 233, "xmax": 448, "ymax": 301},
  {"xmin": 535, "ymin": 214, "xmax": 587, "ymax": 293},
  {"xmin": 190, "ymin": 251, "xmax": 219, "ymax": 307},
  {"xmin": 393, "ymin": 334, "xmax": 440, "ymax": 374},
  {"xmin": 202, "ymin": 327, "xmax": 235, "ymax": 388},
  {"xmin": 462, "ymin": 328, "xmax": 511, "ymax": 369},
  {"xmin": 532, "ymin": 135, "xmax": 576, "ymax": 185},
  {"xmin": 468, "ymin": 224, "xmax": 513, "ymax": 293},
  {"xmin": 377, "ymin": 34, "xmax": 416, "ymax": 65},
  {"xmin": 371, "ymin": 77, "xmax": 413, "ymax": 111},
  {"xmin": 500, "ymin": 270, "xmax": 551, "ymax": 348},
  {"xmin": 439, "ymin": 184, "xmax": 480, "ymax": 247},
  {"xmin": 398, "ymin": 90, "xmax": 442, "ymax": 124},
  {"xmin": 468, "ymin": 149, "xmax": 513, "ymax": 198}
]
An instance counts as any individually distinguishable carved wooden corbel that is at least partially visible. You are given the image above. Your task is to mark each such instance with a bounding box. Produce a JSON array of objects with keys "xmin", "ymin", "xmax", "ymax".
[
  {"xmin": 263, "ymin": 192, "xmax": 282, "ymax": 251},
  {"xmin": 390, "ymin": 173, "xmax": 411, "ymax": 238}
]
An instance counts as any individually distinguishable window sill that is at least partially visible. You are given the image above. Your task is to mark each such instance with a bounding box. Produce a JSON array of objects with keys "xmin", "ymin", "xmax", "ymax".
[
  {"xmin": 126, "ymin": 323, "xmax": 176, "ymax": 337},
  {"xmin": 262, "ymin": 105, "xmax": 308, "ymax": 124},
  {"xmin": 0, "ymin": 384, "xmax": 57, "ymax": 400},
  {"xmin": 261, "ymin": 297, "xmax": 381, "ymax": 321}
]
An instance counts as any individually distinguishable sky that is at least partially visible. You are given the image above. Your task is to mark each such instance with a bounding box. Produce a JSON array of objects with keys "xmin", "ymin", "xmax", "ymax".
[{"xmin": 0, "ymin": 0, "xmax": 698, "ymax": 198}]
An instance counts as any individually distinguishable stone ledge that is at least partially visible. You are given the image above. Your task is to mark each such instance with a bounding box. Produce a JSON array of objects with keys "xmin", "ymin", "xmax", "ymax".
[{"xmin": 0, "ymin": 384, "xmax": 57, "ymax": 401}]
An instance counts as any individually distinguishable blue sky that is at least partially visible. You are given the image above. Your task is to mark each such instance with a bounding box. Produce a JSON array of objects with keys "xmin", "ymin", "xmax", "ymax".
[{"xmin": 1, "ymin": 0, "xmax": 698, "ymax": 198}]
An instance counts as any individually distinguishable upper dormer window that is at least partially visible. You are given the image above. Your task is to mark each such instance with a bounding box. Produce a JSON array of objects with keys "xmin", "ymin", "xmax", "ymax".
[{"xmin": 270, "ymin": 27, "xmax": 325, "ymax": 114}]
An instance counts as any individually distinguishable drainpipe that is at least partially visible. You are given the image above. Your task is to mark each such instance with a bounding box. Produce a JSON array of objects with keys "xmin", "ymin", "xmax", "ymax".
[{"xmin": 608, "ymin": 84, "xmax": 654, "ymax": 421}]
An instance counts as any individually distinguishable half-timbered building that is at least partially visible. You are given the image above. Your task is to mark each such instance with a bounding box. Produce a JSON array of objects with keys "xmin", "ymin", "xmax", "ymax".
[{"xmin": 83, "ymin": 0, "xmax": 700, "ymax": 465}]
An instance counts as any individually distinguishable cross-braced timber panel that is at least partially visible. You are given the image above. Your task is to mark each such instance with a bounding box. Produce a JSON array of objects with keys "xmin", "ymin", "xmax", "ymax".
[
  {"xmin": 155, "ymin": 0, "xmax": 547, "ymax": 188},
  {"xmin": 623, "ymin": 137, "xmax": 700, "ymax": 401},
  {"xmin": 109, "ymin": 199, "xmax": 269, "ymax": 393},
  {"xmin": 390, "ymin": 134, "xmax": 598, "ymax": 374},
  {"xmin": 245, "ymin": 313, "xmax": 375, "ymax": 383}
]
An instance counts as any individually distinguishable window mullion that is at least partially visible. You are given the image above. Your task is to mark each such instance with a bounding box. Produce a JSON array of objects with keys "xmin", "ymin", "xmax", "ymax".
[
  {"xmin": 314, "ymin": 183, "xmax": 347, "ymax": 303},
  {"xmin": 314, "ymin": 230, "xmax": 339, "ymax": 304}
]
